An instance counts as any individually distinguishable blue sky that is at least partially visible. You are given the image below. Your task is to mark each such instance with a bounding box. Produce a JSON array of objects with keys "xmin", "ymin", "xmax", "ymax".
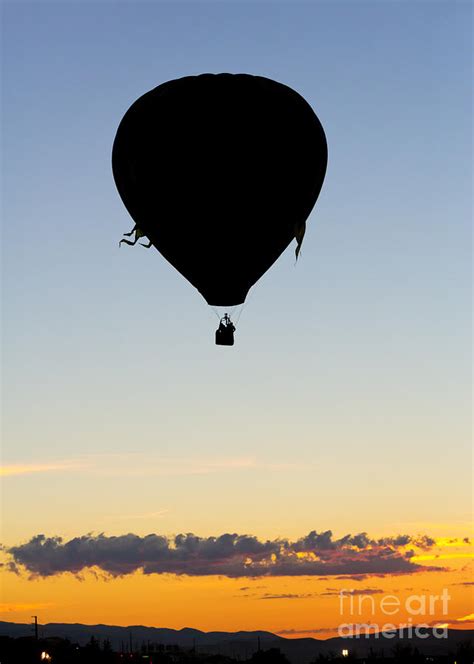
[{"xmin": 2, "ymin": 2, "xmax": 472, "ymax": 544}]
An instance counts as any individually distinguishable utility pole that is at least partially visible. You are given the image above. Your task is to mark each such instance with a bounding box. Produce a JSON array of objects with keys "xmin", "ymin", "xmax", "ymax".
[
  {"xmin": 32, "ymin": 616, "xmax": 38, "ymax": 641},
  {"xmin": 129, "ymin": 631, "xmax": 133, "ymax": 654}
]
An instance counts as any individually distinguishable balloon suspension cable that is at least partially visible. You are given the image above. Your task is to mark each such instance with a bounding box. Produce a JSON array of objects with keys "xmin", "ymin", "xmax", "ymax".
[
  {"xmin": 211, "ymin": 293, "xmax": 253, "ymax": 344},
  {"xmin": 211, "ymin": 305, "xmax": 239, "ymax": 322},
  {"xmin": 234, "ymin": 304, "xmax": 246, "ymax": 326},
  {"xmin": 235, "ymin": 285, "xmax": 256, "ymax": 326},
  {"xmin": 227, "ymin": 305, "xmax": 238, "ymax": 320}
]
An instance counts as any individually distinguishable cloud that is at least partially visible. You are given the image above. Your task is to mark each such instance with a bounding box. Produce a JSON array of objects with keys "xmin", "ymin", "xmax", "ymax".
[
  {"xmin": 6, "ymin": 529, "xmax": 445, "ymax": 579},
  {"xmin": 320, "ymin": 588, "xmax": 384, "ymax": 596},
  {"xmin": 4, "ymin": 561, "xmax": 21, "ymax": 575},
  {"xmin": 259, "ymin": 593, "xmax": 316, "ymax": 600},
  {"xmin": 433, "ymin": 537, "xmax": 471, "ymax": 547},
  {"xmin": 412, "ymin": 552, "xmax": 473, "ymax": 562},
  {"xmin": 454, "ymin": 581, "xmax": 474, "ymax": 586},
  {"xmin": 277, "ymin": 627, "xmax": 337, "ymax": 636},
  {"xmin": 425, "ymin": 615, "xmax": 474, "ymax": 627},
  {"xmin": 332, "ymin": 575, "xmax": 370, "ymax": 581},
  {"xmin": 0, "ymin": 602, "xmax": 53, "ymax": 612},
  {"xmin": 1, "ymin": 454, "xmax": 308, "ymax": 479},
  {"xmin": 0, "ymin": 462, "xmax": 86, "ymax": 477},
  {"xmin": 292, "ymin": 531, "xmax": 435, "ymax": 552},
  {"xmin": 451, "ymin": 613, "xmax": 474, "ymax": 624}
]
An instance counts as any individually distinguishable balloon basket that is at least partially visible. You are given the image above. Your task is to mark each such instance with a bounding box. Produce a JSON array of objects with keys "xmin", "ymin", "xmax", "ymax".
[{"xmin": 215, "ymin": 329, "xmax": 235, "ymax": 346}]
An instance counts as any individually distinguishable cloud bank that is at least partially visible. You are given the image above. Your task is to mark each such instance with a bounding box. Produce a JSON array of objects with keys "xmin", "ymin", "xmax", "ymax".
[{"xmin": 6, "ymin": 530, "xmax": 446, "ymax": 579}]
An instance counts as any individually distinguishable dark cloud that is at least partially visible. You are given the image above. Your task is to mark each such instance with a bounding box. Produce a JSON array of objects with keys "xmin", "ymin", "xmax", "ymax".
[
  {"xmin": 321, "ymin": 588, "xmax": 384, "ymax": 596},
  {"xmin": 277, "ymin": 628, "xmax": 337, "ymax": 635},
  {"xmin": 259, "ymin": 593, "xmax": 316, "ymax": 600},
  {"xmin": 260, "ymin": 588, "xmax": 384, "ymax": 599},
  {"xmin": 4, "ymin": 561, "xmax": 20, "ymax": 575},
  {"xmin": 333, "ymin": 575, "xmax": 370, "ymax": 581},
  {"xmin": 7, "ymin": 530, "xmax": 443, "ymax": 579},
  {"xmin": 293, "ymin": 531, "xmax": 436, "ymax": 553},
  {"xmin": 454, "ymin": 581, "xmax": 474, "ymax": 586}
]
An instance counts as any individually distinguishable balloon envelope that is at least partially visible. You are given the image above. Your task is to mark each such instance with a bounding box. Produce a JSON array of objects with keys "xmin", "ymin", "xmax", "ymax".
[{"xmin": 112, "ymin": 73, "xmax": 327, "ymax": 306}]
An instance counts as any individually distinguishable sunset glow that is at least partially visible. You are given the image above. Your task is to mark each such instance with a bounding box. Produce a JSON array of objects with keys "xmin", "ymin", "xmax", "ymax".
[{"xmin": 2, "ymin": 0, "xmax": 471, "ymax": 651}]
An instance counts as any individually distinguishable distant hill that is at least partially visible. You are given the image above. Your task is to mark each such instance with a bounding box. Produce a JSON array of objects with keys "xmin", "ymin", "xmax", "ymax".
[{"xmin": 0, "ymin": 621, "xmax": 472, "ymax": 663}]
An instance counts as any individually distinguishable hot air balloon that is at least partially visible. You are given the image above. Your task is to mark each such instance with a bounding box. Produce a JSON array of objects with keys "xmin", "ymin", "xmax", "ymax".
[{"xmin": 112, "ymin": 73, "xmax": 327, "ymax": 344}]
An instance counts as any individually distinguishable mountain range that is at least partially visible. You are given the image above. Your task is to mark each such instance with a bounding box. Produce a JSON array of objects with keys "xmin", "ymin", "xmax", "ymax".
[{"xmin": 1, "ymin": 621, "xmax": 472, "ymax": 662}]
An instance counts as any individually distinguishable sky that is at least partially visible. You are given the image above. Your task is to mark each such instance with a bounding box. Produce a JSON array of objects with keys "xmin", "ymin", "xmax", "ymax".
[{"xmin": 1, "ymin": 0, "xmax": 472, "ymax": 639}]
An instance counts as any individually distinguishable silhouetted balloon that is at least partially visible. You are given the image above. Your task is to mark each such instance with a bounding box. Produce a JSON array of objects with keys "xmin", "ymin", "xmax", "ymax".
[{"xmin": 112, "ymin": 73, "xmax": 327, "ymax": 306}]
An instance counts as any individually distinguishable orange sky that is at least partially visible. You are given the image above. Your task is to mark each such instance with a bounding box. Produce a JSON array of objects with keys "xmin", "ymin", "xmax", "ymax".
[{"xmin": 2, "ymin": 535, "xmax": 473, "ymax": 638}]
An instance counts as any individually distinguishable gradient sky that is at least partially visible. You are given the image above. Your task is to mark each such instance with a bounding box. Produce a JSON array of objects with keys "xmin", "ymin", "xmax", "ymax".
[{"xmin": 1, "ymin": 0, "xmax": 472, "ymax": 637}]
